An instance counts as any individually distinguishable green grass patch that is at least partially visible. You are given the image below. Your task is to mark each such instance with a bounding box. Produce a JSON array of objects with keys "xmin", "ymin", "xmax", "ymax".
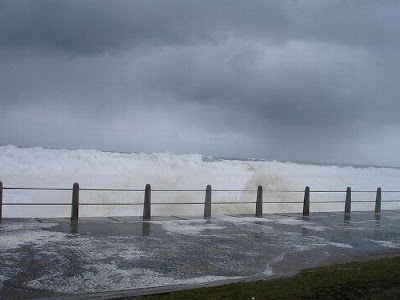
[{"xmin": 125, "ymin": 256, "xmax": 400, "ymax": 300}]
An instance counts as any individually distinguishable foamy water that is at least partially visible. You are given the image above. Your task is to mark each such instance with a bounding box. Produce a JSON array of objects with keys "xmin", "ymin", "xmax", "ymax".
[{"xmin": 0, "ymin": 145, "xmax": 399, "ymax": 217}]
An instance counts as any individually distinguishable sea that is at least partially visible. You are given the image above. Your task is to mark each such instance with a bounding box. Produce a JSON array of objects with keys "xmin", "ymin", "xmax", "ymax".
[{"xmin": 1, "ymin": 145, "xmax": 399, "ymax": 218}]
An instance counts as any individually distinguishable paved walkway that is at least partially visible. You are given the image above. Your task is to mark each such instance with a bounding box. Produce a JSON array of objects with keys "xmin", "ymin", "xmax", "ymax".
[{"xmin": 1, "ymin": 211, "xmax": 400, "ymax": 300}]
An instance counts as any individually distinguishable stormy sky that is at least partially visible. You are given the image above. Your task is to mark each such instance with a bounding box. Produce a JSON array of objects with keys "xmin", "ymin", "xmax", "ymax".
[{"xmin": 1, "ymin": 1, "xmax": 400, "ymax": 166}]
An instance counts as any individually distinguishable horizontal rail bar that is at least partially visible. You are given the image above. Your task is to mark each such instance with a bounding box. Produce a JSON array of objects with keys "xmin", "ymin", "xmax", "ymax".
[
  {"xmin": 80, "ymin": 189, "xmax": 144, "ymax": 192},
  {"xmin": 310, "ymin": 200, "xmax": 345, "ymax": 204},
  {"xmin": 311, "ymin": 201, "xmax": 345, "ymax": 204},
  {"xmin": 4, "ymin": 200, "xmax": 398, "ymax": 206},
  {"xmin": 213, "ymin": 190, "xmax": 257, "ymax": 192},
  {"xmin": 263, "ymin": 190, "xmax": 304, "ymax": 193},
  {"xmin": 3, "ymin": 187, "xmax": 400, "ymax": 193},
  {"xmin": 306, "ymin": 190, "xmax": 399, "ymax": 193},
  {"xmin": 152, "ymin": 202, "xmax": 204, "ymax": 205},
  {"xmin": 309, "ymin": 191, "xmax": 347, "ymax": 193},
  {"xmin": 2, "ymin": 203, "xmax": 71, "ymax": 206},
  {"xmin": 80, "ymin": 203, "xmax": 143, "ymax": 206},
  {"xmin": 352, "ymin": 200, "xmax": 375, "ymax": 203},
  {"xmin": 152, "ymin": 189, "xmax": 205, "ymax": 192},
  {"xmin": 4, "ymin": 188, "xmax": 72, "ymax": 191},
  {"xmin": 263, "ymin": 201, "xmax": 303, "ymax": 204},
  {"xmin": 213, "ymin": 201, "xmax": 256, "ymax": 204}
]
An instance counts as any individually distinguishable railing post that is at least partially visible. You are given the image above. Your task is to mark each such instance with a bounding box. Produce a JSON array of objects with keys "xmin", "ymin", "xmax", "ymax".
[
  {"xmin": 0, "ymin": 181, "xmax": 3, "ymax": 223},
  {"xmin": 204, "ymin": 185, "xmax": 212, "ymax": 219},
  {"xmin": 303, "ymin": 186, "xmax": 310, "ymax": 217},
  {"xmin": 256, "ymin": 185, "xmax": 263, "ymax": 217},
  {"xmin": 143, "ymin": 184, "xmax": 151, "ymax": 220},
  {"xmin": 71, "ymin": 182, "xmax": 79, "ymax": 221},
  {"xmin": 375, "ymin": 187, "xmax": 381, "ymax": 214},
  {"xmin": 345, "ymin": 187, "xmax": 351, "ymax": 215}
]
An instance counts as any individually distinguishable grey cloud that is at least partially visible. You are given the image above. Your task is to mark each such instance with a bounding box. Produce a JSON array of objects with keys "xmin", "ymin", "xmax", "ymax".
[
  {"xmin": 1, "ymin": 39, "xmax": 399, "ymax": 129},
  {"xmin": 0, "ymin": 0, "xmax": 286, "ymax": 54},
  {"xmin": 1, "ymin": 1, "xmax": 399, "ymax": 55},
  {"xmin": 1, "ymin": 1, "xmax": 400, "ymax": 166},
  {"xmin": 131, "ymin": 42, "xmax": 400, "ymax": 128}
]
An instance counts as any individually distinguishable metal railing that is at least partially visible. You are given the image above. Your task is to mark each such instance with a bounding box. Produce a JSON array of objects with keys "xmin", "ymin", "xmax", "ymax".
[{"xmin": 0, "ymin": 181, "xmax": 399, "ymax": 222}]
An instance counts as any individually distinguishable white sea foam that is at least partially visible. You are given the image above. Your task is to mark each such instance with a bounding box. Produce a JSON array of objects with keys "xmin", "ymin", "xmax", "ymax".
[
  {"xmin": 274, "ymin": 218, "xmax": 305, "ymax": 226},
  {"xmin": 0, "ymin": 222, "xmax": 58, "ymax": 232},
  {"xmin": 370, "ymin": 240, "xmax": 400, "ymax": 249},
  {"xmin": 326, "ymin": 242, "xmax": 353, "ymax": 249},
  {"xmin": 28, "ymin": 263, "xmax": 240, "ymax": 294},
  {"xmin": 308, "ymin": 236, "xmax": 353, "ymax": 249},
  {"xmin": 154, "ymin": 219, "xmax": 225, "ymax": 236},
  {"xmin": 1, "ymin": 145, "xmax": 399, "ymax": 217},
  {"xmin": 0, "ymin": 223, "xmax": 66, "ymax": 251}
]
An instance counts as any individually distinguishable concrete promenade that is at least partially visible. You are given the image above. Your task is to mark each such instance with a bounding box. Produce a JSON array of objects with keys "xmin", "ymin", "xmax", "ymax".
[{"xmin": 1, "ymin": 211, "xmax": 400, "ymax": 300}]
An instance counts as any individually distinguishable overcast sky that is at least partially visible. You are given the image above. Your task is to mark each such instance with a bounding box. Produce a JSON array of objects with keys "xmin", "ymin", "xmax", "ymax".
[{"xmin": 1, "ymin": 1, "xmax": 400, "ymax": 166}]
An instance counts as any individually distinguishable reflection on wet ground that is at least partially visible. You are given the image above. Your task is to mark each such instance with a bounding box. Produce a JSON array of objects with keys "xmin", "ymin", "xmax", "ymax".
[{"xmin": 1, "ymin": 211, "xmax": 400, "ymax": 299}]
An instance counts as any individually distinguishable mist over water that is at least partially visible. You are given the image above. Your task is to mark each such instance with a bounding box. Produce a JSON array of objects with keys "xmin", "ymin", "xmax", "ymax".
[{"xmin": 1, "ymin": 145, "xmax": 399, "ymax": 218}]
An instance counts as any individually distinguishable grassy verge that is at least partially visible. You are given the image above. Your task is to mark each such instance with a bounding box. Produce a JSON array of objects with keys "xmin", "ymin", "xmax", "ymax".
[{"xmin": 125, "ymin": 256, "xmax": 400, "ymax": 300}]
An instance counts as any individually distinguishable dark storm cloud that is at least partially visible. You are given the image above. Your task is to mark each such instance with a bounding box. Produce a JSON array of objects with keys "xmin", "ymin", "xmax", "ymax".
[
  {"xmin": 1, "ymin": 1, "xmax": 399, "ymax": 54},
  {"xmin": 1, "ymin": 0, "xmax": 400, "ymax": 166},
  {"xmin": 132, "ymin": 41, "xmax": 400, "ymax": 128},
  {"xmin": 0, "ymin": 0, "xmax": 287, "ymax": 53}
]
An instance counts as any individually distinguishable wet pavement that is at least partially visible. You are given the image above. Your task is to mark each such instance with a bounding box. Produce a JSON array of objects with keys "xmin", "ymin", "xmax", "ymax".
[{"xmin": 1, "ymin": 211, "xmax": 400, "ymax": 300}]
